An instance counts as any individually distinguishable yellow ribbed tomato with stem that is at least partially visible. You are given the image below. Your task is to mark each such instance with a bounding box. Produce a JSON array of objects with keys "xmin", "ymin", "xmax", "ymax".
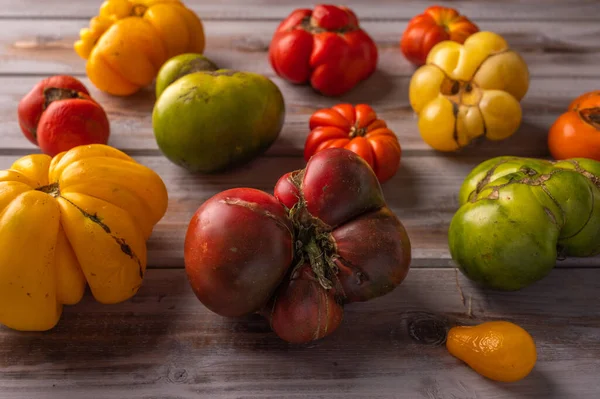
[
  {"xmin": 409, "ymin": 31, "xmax": 529, "ymax": 152},
  {"xmin": 74, "ymin": 0, "xmax": 205, "ymax": 96},
  {"xmin": 0, "ymin": 144, "xmax": 168, "ymax": 331},
  {"xmin": 446, "ymin": 321, "xmax": 537, "ymax": 382}
]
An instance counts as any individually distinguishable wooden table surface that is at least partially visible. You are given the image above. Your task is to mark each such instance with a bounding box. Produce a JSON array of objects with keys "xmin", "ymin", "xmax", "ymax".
[{"xmin": 1, "ymin": 1, "xmax": 599, "ymax": 398}]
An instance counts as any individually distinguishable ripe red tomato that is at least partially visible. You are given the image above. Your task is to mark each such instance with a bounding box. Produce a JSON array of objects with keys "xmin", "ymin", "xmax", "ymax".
[
  {"xmin": 304, "ymin": 104, "xmax": 401, "ymax": 182},
  {"xmin": 400, "ymin": 6, "xmax": 479, "ymax": 66},
  {"xmin": 184, "ymin": 188, "xmax": 294, "ymax": 317},
  {"xmin": 548, "ymin": 91, "xmax": 600, "ymax": 161},
  {"xmin": 18, "ymin": 75, "xmax": 110, "ymax": 156},
  {"xmin": 184, "ymin": 148, "xmax": 412, "ymax": 343},
  {"xmin": 269, "ymin": 5, "xmax": 378, "ymax": 96},
  {"xmin": 268, "ymin": 263, "xmax": 343, "ymax": 344}
]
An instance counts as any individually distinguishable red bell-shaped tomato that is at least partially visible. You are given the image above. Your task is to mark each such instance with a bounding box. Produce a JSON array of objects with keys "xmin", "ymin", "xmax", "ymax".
[
  {"xmin": 184, "ymin": 148, "xmax": 411, "ymax": 343},
  {"xmin": 304, "ymin": 103, "xmax": 402, "ymax": 182},
  {"xmin": 269, "ymin": 5, "xmax": 378, "ymax": 96}
]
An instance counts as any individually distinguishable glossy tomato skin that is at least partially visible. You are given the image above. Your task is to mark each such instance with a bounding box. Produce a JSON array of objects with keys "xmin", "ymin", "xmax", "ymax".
[
  {"xmin": 548, "ymin": 91, "xmax": 600, "ymax": 161},
  {"xmin": 293, "ymin": 148, "xmax": 385, "ymax": 228},
  {"xmin": 274, "ymin": 148, "xmax": 411, "ymax": 304},
  {"xmin": 17, "ymin": 75, "xmax": 109, "ymax": 156},
  {"xmin": 304, "ymin": 104, "xmax": 402, "ymax": 183},
  {"xmin": 184, "ymin": 188, "xmax": 294, "ymax": 317},
  {"xmin": 333, "ymin": 207, "xmax": 411, "ymax": 303},
  {"xmin": 185, "ymin": 148, "xmax": 411, "ymax": 343},
  {"xmin": 273, "ymin": 171, "xmax": 301, "ymax": 210},
  {"xmin": 18, "ymin": 75, "xmax": 90, "ymax": 145},
  {"xmin": 37, "ymin": 97, "xmax": 110, "ymax": 156},
  {"xmin": 400, "ymin": 6, "xmax": 479, "ymax": 66},
  {"xmin": 268, "ymin": 264, "xmax": 344, "ymax": 343},
  {"xmin": 269, "ymin": 5, "xmax": 378, "ymax": 96}
]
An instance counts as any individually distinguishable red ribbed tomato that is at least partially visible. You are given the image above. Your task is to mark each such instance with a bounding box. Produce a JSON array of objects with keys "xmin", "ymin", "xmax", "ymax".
[
  {"xmin": 400, "ymin": 6, "xmax": 479, "ymax": 66},
  {"xmin": 304, "ymin": 104, "xmax": 401, "ymax": 183},
  {"xmin": 184, "ymin": 148, "xmax": 412, "ymax": 343},
  {"xmin": 269, "ymin": 4, "xmax": 378, "ymax": 96}
]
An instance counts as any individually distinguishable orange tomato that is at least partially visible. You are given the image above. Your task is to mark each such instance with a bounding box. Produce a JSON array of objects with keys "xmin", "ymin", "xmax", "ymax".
[
  {"xmin": 447, "ymin": 321, "xmax": 537, "ymax": 382},
  {"xmin": 304, "ymin": 104, "xmax": 401, "ymax": 183},
  {"xmin": 400, "ymin": 6, "xmax": 479, "ymax": 66},
  {"xmin": 548, "ymin": 90, "xmax": 600, "ymax": 161}
]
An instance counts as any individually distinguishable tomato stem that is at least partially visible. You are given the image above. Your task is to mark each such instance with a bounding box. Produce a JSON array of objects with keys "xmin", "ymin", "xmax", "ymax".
[
  {"xmin": 288, "ymin": 201, "xmax": 337, "ymax": 291},
  {"xmin": 36, "ymin": 182, "xmax": 60, "ymax": 197},
  {"xmin": 300, "ymin": 16, "xmax": 356, "ymax": 34},
  {"xmin": 131, "ymin": 4, "xmax": 148, "ymax": 17},
  {"xmin": 43, "ymin": 87, "xmax": 85, "ymax": 110},
  {"xmin": 303, "ymin": 239, "xmax": 333, "ymax": 289},
  {"xmin": 349, "ymin": 125, "xmax": 367, "ymax": 138},
  {"xmin": 580, "ymin": 107, "xmax": 600, "ymax": 129}
]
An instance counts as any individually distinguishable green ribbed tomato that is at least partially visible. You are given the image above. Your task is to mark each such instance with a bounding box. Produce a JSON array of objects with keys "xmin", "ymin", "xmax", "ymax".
[
  {"xmin": 449, "ymin": 156, "xmax": 600, "ymax": 291},
  {"xmin": 152, "ymin": 69, "xmax": 285, "ymax": 173}
]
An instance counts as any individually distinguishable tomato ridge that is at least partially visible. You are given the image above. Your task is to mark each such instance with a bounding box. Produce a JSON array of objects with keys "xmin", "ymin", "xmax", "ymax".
[{"xmin": 58, "ymin": 193, "xmax": 145, "ymax": 282}]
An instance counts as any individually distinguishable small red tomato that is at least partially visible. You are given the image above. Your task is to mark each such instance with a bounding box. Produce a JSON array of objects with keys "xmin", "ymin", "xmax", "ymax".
[
  {"xmin": 269, "ymin": 4, "xmax": 378, "ymax": 96},
  {"xmin": 18, "ymin": 75, "xmax": 110, "ymax": 156},
  {"xmin": 400, "ymin": 6, "xmax": 479, "ymax": 66},
  {"xmin": 548, "ymin": 90, "xmax": 600, "ymax": 161},
  {"xmin": 304, "ymin": 104, "xmax": 401, "ymax": 182}
]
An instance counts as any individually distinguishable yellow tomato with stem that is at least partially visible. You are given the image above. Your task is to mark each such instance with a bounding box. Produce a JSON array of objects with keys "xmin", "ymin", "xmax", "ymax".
[
  {"xmin": 409, "ymin": 31, "xmax": 529, "ymax": 152},
  {"xmin": 74, "ymin": 0, "xmax": 205, "ymax": 96},
  {"xmin": 0, "ymin": 145, "xmax": 168, "ymax": 331}
]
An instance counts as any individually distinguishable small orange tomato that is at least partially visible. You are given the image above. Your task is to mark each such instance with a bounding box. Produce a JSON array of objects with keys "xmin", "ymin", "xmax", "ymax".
[
  {"xmin": 548, "ymin": 90, "xmax": 600, "ymax": 161},
  {"xmin": 400, "ymin": 6, "xmax": 479, "ymax": 66},
  {"xmin": 304, "ymin": 104, "xmax": 401, "ymax": 183}
]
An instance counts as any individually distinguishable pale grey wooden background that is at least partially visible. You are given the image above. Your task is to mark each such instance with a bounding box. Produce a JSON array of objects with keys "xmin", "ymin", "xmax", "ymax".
[{"xmin": 0, "ymin": 1, "xmax": 599, "ymax": 398}]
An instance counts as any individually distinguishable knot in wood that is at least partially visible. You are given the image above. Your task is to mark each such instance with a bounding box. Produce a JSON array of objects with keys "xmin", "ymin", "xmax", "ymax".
[{"xmin": 407, "ymin": 312, "xmax": 448, "ymax": 346}]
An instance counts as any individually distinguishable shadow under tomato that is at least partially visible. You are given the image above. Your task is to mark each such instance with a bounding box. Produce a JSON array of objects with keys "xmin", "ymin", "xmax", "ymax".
[
  {"xmin": 438, "ymin": 120, "xmax": 553, "ymax": 166},
  {"xmin": 165, "ymin": 155, "xmax": 306, "ymax": 199},
  {"xmin": 333, "ymin": 69, "xmax": 399, "ymax": 106},
  {"xmin": 492, "ymin": 369, "xmax": 567, "ymax": 399},
  {"xmin": 381, "ymin": 160, "xmax": 421, "ymax": 209},
  {"xmin": 0, "ymin": 270, "xmax": 188, "ymax": 368}
]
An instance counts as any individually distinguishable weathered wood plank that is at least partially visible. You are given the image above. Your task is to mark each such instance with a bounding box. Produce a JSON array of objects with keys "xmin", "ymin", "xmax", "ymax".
[
  {"xmin": 0, "ymin": 75, "xmax": 595, "ymax": 156},
  {"xmin": 3, "ymin": 20, "xmax": 600, "ymax": 77},
  {"xmin": 0, "ymin": 0, "xmax": 598, "ymax": 21},
  {"xmin": 0, "ymin": 153, "xmax": 597, "ymax": 268},
  {"xmin": 0, "ymin": 268, "xmax": 599, "ymax": 398}
]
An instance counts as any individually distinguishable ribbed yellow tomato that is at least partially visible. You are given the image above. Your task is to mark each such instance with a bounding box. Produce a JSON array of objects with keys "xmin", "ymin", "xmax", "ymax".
[
  {"xmin": 409, "ymin": 31, "xmax": 529, "ymax": 151},
  {"xmin": 74, "ymin": 0, "xmax": 205, "ymax": 96},
  {"xmin": 0, "ymin": 145, "xmax": 168, "ymax": 331}
]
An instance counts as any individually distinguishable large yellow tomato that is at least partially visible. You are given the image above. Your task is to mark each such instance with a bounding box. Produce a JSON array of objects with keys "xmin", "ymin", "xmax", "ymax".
[
  {"xmin": 0, "ymin": 145, "xmax": 168, "ymax": 331},
  {"xmin": 409, "ymin": 31, "xmax": 529, "ymax": 151},
  {"xmin": 74, "ymin": 0, "xmax": 205, "ymax": 96}
]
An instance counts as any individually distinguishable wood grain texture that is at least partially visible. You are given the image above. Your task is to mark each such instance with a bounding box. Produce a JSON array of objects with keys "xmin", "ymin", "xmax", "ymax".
[
  {"xmin": 0, "ymin": 75, "xmax": 597, "ymax": 157},
  {"xmin": 2, "ymin": 20, "xmax": 600, "ymax": 77},
  {"xmin": 0, "ymin": 0, "xmax": 598, "ymax": 21},
  {"xmin": 0, "ymin": 153, "xmax": 597, "ymax": 269},
  {"xmin": 1, "ymin": 268, "xmax": 599, "ymax": 399},
  {"xmin": 1, "ymin": 0, "xmax": 600, "ymax": 397}
]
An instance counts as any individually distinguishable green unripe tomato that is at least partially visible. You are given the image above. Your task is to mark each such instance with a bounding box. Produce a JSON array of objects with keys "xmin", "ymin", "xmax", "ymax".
[
  {"xmin": 449, "ymin": 156, "xmax": 600, "ymax": 291},
  {"xmin": 152, "ymin": 69, "xmax": 285, "ymax": 173},
  {"xmin": 155, "ymin": 53, "xmax": 218, "ymax": 99}
]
